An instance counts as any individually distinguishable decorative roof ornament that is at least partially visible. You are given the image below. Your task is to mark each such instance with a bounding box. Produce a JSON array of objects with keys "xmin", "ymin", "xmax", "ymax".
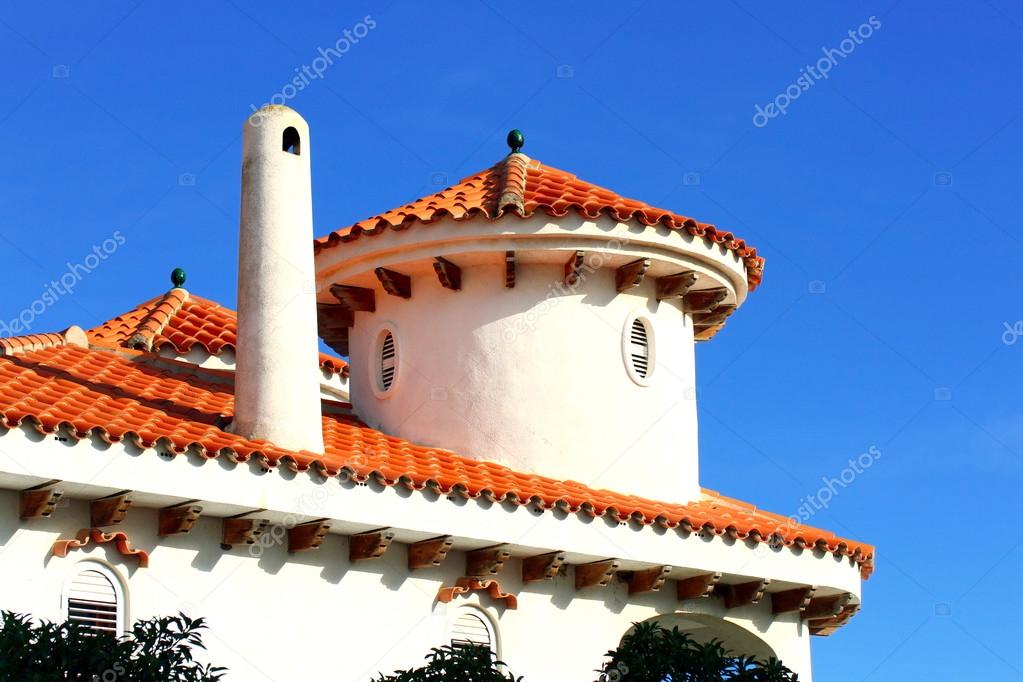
[
  {"xmin": 171, "ymin": 267, "xmax": 187, "ymax": 288},
  {"xmin": 506, "ymin": 129, "xmax": 524, "ymax": 154}
]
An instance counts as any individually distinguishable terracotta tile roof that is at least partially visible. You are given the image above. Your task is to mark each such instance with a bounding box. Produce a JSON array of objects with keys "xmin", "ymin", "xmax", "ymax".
[
  {"xmin": 86, "ymin": 289, "xmax": 347, "ymax": 377},
  {"xmin": 0, "ymin": 343, "xmax": 872, "ymax": 579},
  {"xmin": 314, "ymin": 154, "xmax": 765, "ymax": 292}
]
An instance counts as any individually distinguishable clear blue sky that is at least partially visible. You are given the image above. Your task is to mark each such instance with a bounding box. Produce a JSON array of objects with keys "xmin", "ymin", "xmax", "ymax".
[{"xmin": 2, "ymin": 2, "xmax": 1020, "ymax": 679}]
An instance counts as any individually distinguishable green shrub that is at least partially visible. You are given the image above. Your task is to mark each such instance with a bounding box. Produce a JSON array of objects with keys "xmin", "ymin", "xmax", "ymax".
[
  {"xmin": 0, "ymin": 611, "xmax": 226, "ymax": 681},
  {"xmin": 373, "ymin": 643, "xmax": 522, "ymax": 681},
  {"xmin": 597, "ymin": 620, "xmax": 799, "ymax": 681}
]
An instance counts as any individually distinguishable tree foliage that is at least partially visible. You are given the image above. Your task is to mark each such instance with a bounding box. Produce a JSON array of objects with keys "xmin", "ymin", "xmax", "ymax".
[
  {"xmin": 0, "ymin": 611, "xmax": 226, "ymax": 681},
  {"xmin": 597, "ymin": 621, "xmax": 799, "ymax": 682},
  {"xmin": 373, "ymin": 643, "xmax": 522, "ymax": 682}
]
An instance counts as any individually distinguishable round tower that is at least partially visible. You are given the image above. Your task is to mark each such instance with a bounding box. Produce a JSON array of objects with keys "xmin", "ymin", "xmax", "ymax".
[
  {"xmin": 314, "ymin": 132, "xmax": 760, "ymax": 502},
  {"xmin": 233, "ymin": 105, "xmax": 324, "ymax": 454}
]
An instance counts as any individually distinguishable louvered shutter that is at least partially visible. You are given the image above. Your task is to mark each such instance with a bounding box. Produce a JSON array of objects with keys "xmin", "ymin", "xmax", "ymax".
[
  {"xmin": 628, "ymin": 318, "xmax": 650, "ymax": 378},
  {"xmin": 66, "ymin": 569, "xmax": 120, "ymax": 634},
  {"xmin": 451, "ymin": 611, "xmax": 492, "ymax": 650},
  {"xmin": 380, "ymin": 331, "xmax": 396, "ymax": 390}
]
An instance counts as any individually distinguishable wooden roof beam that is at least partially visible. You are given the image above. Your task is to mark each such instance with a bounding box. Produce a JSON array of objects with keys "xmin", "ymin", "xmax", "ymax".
[{"xmin": 466, "ymin": 545, "xmax": 511, "ymax": 577}]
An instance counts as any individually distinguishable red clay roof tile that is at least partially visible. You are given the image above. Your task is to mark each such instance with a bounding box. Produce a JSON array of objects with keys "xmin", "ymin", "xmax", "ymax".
[
  {"xmin": 0, "ymin": 343, "xmax": 872, "ymax": 580},
  {"xmin": 87, "ymin": 290, "xmax": 347, "ymax": 377},
  {"xmin": 314, "ymin": 154, "xmax": 765, "ymax": 292}
]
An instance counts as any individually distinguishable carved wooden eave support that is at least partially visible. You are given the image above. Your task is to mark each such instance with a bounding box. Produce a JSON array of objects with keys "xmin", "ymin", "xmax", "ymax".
[
  {"xmin": 683, "ymin": 288, "xmax": 728, "ymax": 313},
  {"xmin": 287, "ymin": 520, "xmax": 331, "ymax": 553},
  {"xmin": 20, "ymin": 482, "xmax": 64, "ymax": 520},
  {"xmin": 574, "ymin": 559, "xmax": 620, "ymax": 590},
  {"xmin": 615, "ymin": 258, "xmax": 651, "ymax": 293},
  {"xmin": 521, "ymin": 551, "xmax": 566, "ymax": 583},
  {"xmin": 465, "ymin": 545, "xmax": 511, "ymax": 577},
  {"xmin": 504, "ymin": 251, "xmax": 516, "ymax": 288},
  {"xmin": 802, "ymin": 593, "xmax": 852, "ymax": 621},
  {"xmin": 375, "ymin": 267, "xmax": 412, "ymax": 299},
  {"xmin": 656, "ymin": 272, "xmax": 699, "ymax": 301},
  {"xmin": 626, "ymin": 565, "xmax": 672, "ymax": 595},
  {"xmin": 329, "ymin": 284, "xmax": 376, "ymax": 313},
  {"xmin": 349, "ymin": 528, "xmax": 395, "ymax": 562},
  {"xmin": 771, "ymin": 586, "xmax": 818, "ymax": 615},
  {"xmin": 564, "ymin": 250, "xmax": 585, "ymax": 287},
  {"xmin": 716, "ymin": 579, "xmax": 771, "ymax": 609},
  {"xmin": 91, "ymin": 492, "xmax": 133, "ymax": 527},
  {"xmin": 286, "ymin": 519, "xmax": 329, "ymax": 552},
  {"xmin": 221, "ymin": 517, "xmax": 269, "ymax": 549},
  {"xmin": 158, "ymin": 503, "xmax": 202, "ymax": 537},
  {"xmin": 676, "ymin": 572, "xmax": 722, "ymax": 600},
  {"xmin": 408, "ymin": 535, "xmax": 454, "ymax": 570},
  {"xmin": 433, "ymin": 257, "xmax": 461, "ymax": 291}
]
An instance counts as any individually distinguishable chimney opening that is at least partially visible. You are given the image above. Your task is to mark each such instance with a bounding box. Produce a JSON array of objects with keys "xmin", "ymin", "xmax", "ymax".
[{"xmin": 282, "ymin": 126, "xmax": 301, "ymax": 155}]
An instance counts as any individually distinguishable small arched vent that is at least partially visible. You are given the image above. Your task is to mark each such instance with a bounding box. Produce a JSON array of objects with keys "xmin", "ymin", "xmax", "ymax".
[
  {"xmin": 380, "ymin": 331, "xmax": 397, "ymax": 391},
  {"xmin": 65, "ymin": 568, "xmax": 120, "ymax": 635},
  {"xmin": 282, "ymin": 126, "xmax": 301, "ymax": 155},
  {"xmin": 451, "ymin": 611, "xmax": 492, "ymax": 650},
  {"xmin": 629, "ymin": 318, "xmax": 650, "ymax": 378}
]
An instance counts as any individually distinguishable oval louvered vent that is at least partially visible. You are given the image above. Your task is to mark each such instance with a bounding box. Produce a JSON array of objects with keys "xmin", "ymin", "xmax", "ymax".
[
  {"xmin": 380, "ymin": 331, "xmax": 397, "ymax": 391},
  {"xmin": 451, "ymin": 611, "xmax": 492, "ymax": 650},
  {"xmin": 66, "ymin": 569, "xmax": 120, "ymax": 635},
  {"xmin": 629, "ymin": 318, "xmax": 650, "ymax": 378}
]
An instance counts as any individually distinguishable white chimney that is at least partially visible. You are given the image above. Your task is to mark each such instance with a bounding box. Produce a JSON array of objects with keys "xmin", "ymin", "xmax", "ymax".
[{"xmin": 232, "ymin": 105, "xmax": 324, "ymax": 454}]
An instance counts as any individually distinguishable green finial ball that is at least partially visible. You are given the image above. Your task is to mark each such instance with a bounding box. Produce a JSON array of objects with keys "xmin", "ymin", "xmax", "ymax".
[
  {"xmin": 171, "ymin": 268, "xmax": 187, "ymax": 288},
  {"xmin": 507, "ymin": 129, "xmax": 524, "ymax": 153}
]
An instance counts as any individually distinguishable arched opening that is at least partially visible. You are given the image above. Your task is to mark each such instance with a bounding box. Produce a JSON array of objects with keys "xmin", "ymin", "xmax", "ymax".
[
  {"xmin": 61, "ymin": 561, "xmax": 127, "ymax": 637},
  {"xmin": 282, "ymin": 126, "xmax": 301, "ymax": 155},
  {"xmin": 605, "ymin": 613, "xmax": 780, "ymax": 677}
]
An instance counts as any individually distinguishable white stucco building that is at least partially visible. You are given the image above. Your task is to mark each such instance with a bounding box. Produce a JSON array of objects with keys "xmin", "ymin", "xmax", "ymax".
[{"xmin": 0, "ymin": 106, "xmax": 873, "ymax": 680}]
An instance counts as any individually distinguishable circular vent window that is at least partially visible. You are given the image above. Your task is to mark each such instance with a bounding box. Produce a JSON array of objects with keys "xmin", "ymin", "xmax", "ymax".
[
  {"xmin": 622, "ymin": 314, "xmax": 655, "ymax": 386},
  {"xmin": 371, "ymin": 325, "xmax": 400, "ymax": 398}
]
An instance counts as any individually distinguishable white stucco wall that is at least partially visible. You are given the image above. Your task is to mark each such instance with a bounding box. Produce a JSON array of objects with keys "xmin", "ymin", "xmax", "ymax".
[
  {"xmin": 347, "ymin": 261, "xmax": 701, "ymax": 504},
  {"xmin": 0, "ymin": 492, "xmax": 813, "ymax": 681}
]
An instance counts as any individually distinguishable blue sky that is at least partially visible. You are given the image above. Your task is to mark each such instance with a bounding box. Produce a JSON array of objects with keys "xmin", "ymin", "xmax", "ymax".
[{"xmin": 2, "ymin": 1, "xmax": 1021, "ymax": 679}]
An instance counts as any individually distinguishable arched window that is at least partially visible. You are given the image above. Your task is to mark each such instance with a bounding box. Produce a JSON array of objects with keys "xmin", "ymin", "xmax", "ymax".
[
  {"xmin": 449, "ymin": 607, "xmax": 497, "ymax": 654},
  {"xmin": 282, "ymin": 126, "xmax": 301, "ymax": 155},
  {"xmin": 62, "ymin": 562, "xmax": 126, "ymax": 637}
]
